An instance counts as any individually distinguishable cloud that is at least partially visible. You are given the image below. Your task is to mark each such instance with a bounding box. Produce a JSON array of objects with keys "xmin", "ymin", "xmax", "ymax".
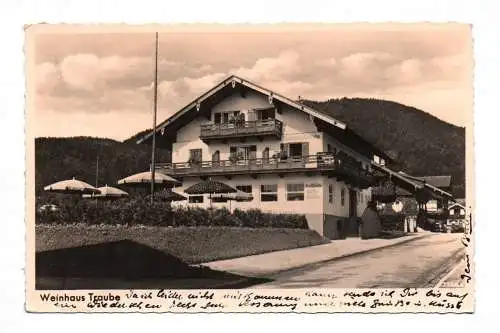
[
  {"xmin": 36, "ymin": 62, "xmax": 60, "ymax": 94},
  {"xmin": 182, "ymin": 72, "xmax": 227, "ymax": 94},
  {"xmin": 33, "ymin": 30, "xmax": 472, "ymax": 139},
  {"xmin": 234, "ymin": 50, "xmax": 301, "ymax": 82},
  {"xmin": 340, "ymin": 52, "xmax": 397, "ymax": 76}
]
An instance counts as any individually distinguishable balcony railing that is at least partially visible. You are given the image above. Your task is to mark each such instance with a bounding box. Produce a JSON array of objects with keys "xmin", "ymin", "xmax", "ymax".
[
  {"xmin": 200, "ymin": 119, "xmax": 283, "ymax": 140},
  {"xmin": 156, "ymin": 151, "xmax": 373, "ymax": 186}
]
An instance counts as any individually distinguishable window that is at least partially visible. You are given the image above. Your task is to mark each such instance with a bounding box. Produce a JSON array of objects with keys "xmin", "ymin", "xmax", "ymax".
[
  {"xmin": 261, "ymin": 184, "xmax": 278, "ymax": 202},
  {"xmin": 236, "ymin": 185, "xmax": 252, "ymax": 193},
  {"xmin": 214, "ymin": 113, "xmax": 221, "ymax": 124},
  {"xmin": 230, "ymin": 145, "xmax": 256, "ymax": 162},
  {"xmin": 212, "ymin": 150, "xmax": 220, "ymax": 166},
  {"xmin": 289, "ymin": 143, "xmax": 304, "ymax": 158},
  {"xmin": 327, "ymin": 144, "xmax": 333, "ymax": 152},
  {"xmin": 189, "ymin": 195, "xmax": 204, "ymax": 203},
  {"xmin": 211, "ymin": 197, "xmax": 227, "ymax": 203},
  {"xmin": 328, "ymin": 184, "xmax": 334, "ymax": 203},
  {"xmin": 258, "ymin": 108, "xmax": 276, "ymax": 120},
  {"xmin": 341, "ymin": 188, "xmax": 346, "ymax": 206},
  {"xmin": 281, "ymin": 142, "xmax": 309, "ymax": 160},
  {"xmin": 286, "ymin": 183, "xmax": 304, "ymax": 201},
  {"xmin": 189, "ymin": 149, "xmax": 202, "ymax": 165},
  {"xmin": 214, "ymin": 111, "xmax": 240, "ymax": 124},
  {"xmin": 262, "ymin": 147, "xmax": 270, "ymax": 163}
]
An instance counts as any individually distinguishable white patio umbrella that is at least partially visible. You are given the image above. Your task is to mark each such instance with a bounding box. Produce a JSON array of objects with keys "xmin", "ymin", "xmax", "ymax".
[
  {"xmin": 44, "ymin": 177, "xmax": 101, "ymax": 195},
  {"xmin": 82, "ymin": 185, "xmax": 128, "ymax": 199},
  {"xmin": 184, "ymin": 179, "xmax": 237, "ymax": 208},
  {"xmin": 211, "ymin": 189, "xmax": 253, "ymax": 211},
  {"xmin": 117, "ymin": 171, "xmax": 181, "ymax": 187}
]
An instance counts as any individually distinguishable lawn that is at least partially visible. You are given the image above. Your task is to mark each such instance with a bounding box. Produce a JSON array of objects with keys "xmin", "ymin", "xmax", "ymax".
[
  {"xmin": 35, "ymin": 224, "xmax": 325, "ymax": 289},
  {"xmin": 36, "ymin": 224, "xmax": 326, "ymax": 264}
]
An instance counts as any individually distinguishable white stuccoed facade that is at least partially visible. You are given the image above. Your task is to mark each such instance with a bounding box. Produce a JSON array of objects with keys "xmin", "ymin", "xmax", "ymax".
[{"xmin": 154, "ymin": 78, "xmax": 380, "ymax": 239}]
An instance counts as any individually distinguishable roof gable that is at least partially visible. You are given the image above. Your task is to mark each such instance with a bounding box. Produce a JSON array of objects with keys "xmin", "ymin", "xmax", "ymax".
[
  {"xmin": 137, "ymin": 75, "xmax": 346, "ymax": 144},
  {"xmin": 136, "ymin": 74, "xmax": 390, "ymax": 161},
  {"xmin": 448, "ymin": 202, "xmax": 466, "ymax": 210}
]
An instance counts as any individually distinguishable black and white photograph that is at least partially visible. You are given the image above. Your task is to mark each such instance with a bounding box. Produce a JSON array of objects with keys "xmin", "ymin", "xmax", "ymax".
[{"xmin": 25, "ymin": 23, "xmax": 474, "ymax": 312}]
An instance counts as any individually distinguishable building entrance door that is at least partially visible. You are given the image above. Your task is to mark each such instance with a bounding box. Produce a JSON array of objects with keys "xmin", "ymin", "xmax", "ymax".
[
  {"xmin": 346, "ymin": 189, "xmax": 360, "ymax": 237},
  {"xmin": 349, "ymin": 189, "xmax": 357, "ymax": 217}
]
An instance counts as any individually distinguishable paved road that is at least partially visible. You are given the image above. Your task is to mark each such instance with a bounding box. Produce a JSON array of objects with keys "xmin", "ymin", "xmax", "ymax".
[{"xmin": 251, "ymin": 233, "xmax": 464, "ymax": 289}]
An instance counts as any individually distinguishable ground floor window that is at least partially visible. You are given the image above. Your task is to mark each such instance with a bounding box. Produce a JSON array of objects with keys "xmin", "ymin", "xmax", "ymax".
[
  {"xmin": 261, "ymin": 184, "xmax": 278, "ymax": 202},
  {"xmin": 188, "ymin": 195, "xmax": 204, "ymax": 203},
  {"xmin": 236, "ymin": 185, "xmax": 253, "ymax": 201},
  {"xmin": 341, "ymin": 188, "xmax": 346, "ymax": 206},
  {"xmin": 286, "ymin": 183, "xmax": 304, "ymax": 201},
  {"xmin": 211, "ymin": 197, "xmax": 227, "ymax": 203},
  {"xmin": 328, "ymin": 184, "xmax": 334, "ymax": 203},
  {"xmin": 236, "ymin": 185, "xmax": 252, "ymax": 193}
]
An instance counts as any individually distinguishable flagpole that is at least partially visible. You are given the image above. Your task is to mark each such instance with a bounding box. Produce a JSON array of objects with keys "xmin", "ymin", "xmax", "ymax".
[{"xmin": 150, "ymin": 32, "xmax": 159, "ymax": 204}]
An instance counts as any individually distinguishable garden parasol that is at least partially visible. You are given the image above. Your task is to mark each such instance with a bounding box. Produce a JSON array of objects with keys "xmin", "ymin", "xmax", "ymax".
[
  {"xmin": 44, "ymin": 177, "xmax": 101, "ymax": 195},
  {"xmin": 184, "ymin": 179, "xmax": 237, "ymax": 208},
  {"xmin": 211, "ymin": 189, "xmax": 253, "ymax": 211},
  {"xmin": 146, "ymin": 189, "xmax": 187, "ymax": 202},
  {"xmin": 117, "ymin": 171, "xmax": 181, "ymax": 198},
  {"xmin": 82, "ymin": 185, "xmax": 128, "ymax": 200}
]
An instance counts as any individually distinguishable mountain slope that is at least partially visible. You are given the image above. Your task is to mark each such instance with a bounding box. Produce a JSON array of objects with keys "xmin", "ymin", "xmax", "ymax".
[
  {"xmin": 302, "ymin": 98, "xmax": 465, "ymax": 197},
  {"xmin": 35, "ymin": 98, "xmax": 466, "ymax": 198},
  {"xmin": 35, "ymin": 137, "xmax": 171, "ymax": 195}
]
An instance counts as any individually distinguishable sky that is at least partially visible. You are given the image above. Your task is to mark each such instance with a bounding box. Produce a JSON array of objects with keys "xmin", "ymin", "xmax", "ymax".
[{"xmin": 31, "ymin": 24, "xmax": 473, "ymax": 141}]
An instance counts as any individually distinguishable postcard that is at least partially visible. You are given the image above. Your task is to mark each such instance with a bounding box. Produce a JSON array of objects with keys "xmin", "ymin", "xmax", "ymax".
[{"xmin": 25, "ymin": 23, "xmax": 474, "ymax": 313}]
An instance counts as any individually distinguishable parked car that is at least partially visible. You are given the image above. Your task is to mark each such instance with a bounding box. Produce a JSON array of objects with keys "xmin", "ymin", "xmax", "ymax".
[
  {"xmin": 431, "ymin": 222, "xmax": 442, "ymax": 232},
  {"xmin": 450, "ymin": 223, "xmax": 465, "ymax": 233},
  {"xmin": 442, "ymin": 225, "xmax": 452, "ymax": 233},
  {"xmin": 38, "ymin": 204, "xmax": 59, "ymax": 213}
]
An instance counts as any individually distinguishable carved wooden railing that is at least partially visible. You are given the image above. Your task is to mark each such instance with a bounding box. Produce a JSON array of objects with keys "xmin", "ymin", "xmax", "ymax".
[
  {"xmin": 156, "ymin": 151, "xmax": 372, "ymax": 181},
  {"xmin": 200, "ymin": 119, "xmax": 283, "ymax": 139}
]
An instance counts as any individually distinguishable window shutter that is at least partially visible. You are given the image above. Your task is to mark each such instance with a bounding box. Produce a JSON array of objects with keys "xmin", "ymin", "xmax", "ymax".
[
  {"xmin": 301, "ymin": 143, "xmax": 309, "ymax": 157},
  {"xmin": 248, "ymin": 110, "xmax": 256, "ymax": 121}
]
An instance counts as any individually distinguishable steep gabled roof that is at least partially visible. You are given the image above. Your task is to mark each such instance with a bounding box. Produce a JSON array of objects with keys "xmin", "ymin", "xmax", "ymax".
[
  {"xmin": 136, "ymin": 75, "xmax": 390, "ymax": 161},
  {"xmin": 397, "ymin": 172, "xmax": 453, "ymax": 199},
  {"xmin": 372, "ymin": 164, "xmax": 453, "ymax": 200},
  {"xmin": 415, "ymin": 175, "xmax": 452, "ymax": 188},
  {"xmin": 137, "ymin": 75, "xmax": 346, "ymax": 143},
  {"xmin": 402, "ymin": 174, "xmax": 452, "ymax": 189}
]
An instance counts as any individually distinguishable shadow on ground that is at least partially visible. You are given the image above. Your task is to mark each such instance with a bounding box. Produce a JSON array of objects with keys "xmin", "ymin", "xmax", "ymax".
[{"xmin": 36, "ymin": 240, "xmax": 272, "ymax": 290}]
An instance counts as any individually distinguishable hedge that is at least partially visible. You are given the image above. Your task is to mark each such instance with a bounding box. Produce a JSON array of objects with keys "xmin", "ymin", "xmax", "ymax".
[{"xmin": 35, "ymin": 196, "xmax": 309, "ymax": 229}]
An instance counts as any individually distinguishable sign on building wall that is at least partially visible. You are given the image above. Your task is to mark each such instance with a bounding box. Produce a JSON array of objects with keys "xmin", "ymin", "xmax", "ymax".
[{"xmin": 306, "ymin": 183, "xmax": 322, "ymax": 199}]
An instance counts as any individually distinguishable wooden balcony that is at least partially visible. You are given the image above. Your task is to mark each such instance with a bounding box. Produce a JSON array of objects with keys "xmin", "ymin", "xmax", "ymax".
[
  {"xmin": 156, "ymin": 152, "xmax": 374, "ymax": 189},
  {"xmin": 200, "ymin": 119, "xmax": 283, "ymax": 142}
]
